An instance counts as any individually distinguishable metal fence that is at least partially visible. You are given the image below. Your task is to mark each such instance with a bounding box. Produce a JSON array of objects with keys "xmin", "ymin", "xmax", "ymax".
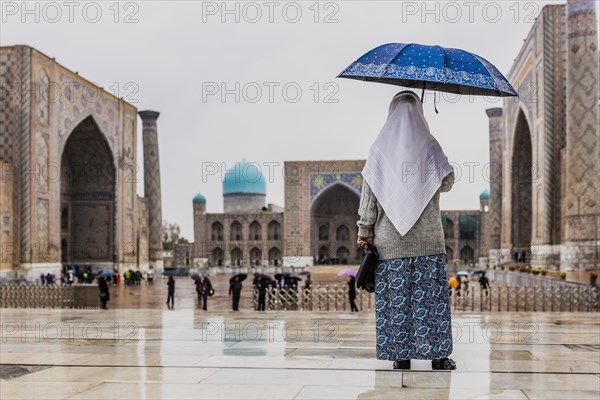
[
  {"xmin": 450, "ymin": 284, "xmax": 599, "ymax": 312},
  {"xmin": 254, "ymin": 284, "xmax": 375, "ymax": 311},
  {"xmin": 0, "ymin": 285, "xmax": 100, "ymax": 309},
  {"xmin": 253, "ymin": 284, "xmax": 599, "ymax": 312}
]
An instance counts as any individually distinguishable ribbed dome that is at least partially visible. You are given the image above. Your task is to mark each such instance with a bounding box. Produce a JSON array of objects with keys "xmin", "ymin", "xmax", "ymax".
[
  {"xmin": 223, "ymin": 159, "xmax": 266, "ymax": 195},
  {"xmin": 193, "ymin": 192, "xmax": 206, "ymax": 203},
  {"xmin": 479, "ymin": 189, "xmax": 490, "ymax": 200}
]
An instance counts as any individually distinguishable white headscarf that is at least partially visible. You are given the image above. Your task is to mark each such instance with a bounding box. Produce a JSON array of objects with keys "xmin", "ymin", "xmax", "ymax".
[{"xmin": 362, "ymin": 91, "xmax": 453, "ymax": 236}]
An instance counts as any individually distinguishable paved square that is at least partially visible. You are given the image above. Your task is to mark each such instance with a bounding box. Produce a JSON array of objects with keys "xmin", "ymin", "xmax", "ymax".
[{"xmin": 1, "ymin": 309, "xmax": 598, "ymax": 399}]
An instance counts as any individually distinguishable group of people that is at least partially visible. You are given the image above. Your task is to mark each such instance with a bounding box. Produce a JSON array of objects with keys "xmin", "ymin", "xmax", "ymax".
[
  {"xmin": 513, "ymin": 251, "xmax": 527, "ymax": 263},
  {"xmin": 124, "ymin": 269, "xmax": 154, "ymax": 285},
  {"xmin": 448, "ymin": 272, "xmax": 491, "ymax": 296},
  {"xmin": 39, "ymin": 272, "xmax": 57, "ymax": 285}
]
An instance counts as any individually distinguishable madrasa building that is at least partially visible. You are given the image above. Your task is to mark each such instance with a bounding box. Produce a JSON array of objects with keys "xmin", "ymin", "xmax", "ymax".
[
  {"xmin": 185, "ymin": 159, "xmax": 489, "ymax": 269},
  {"xmin": 483, "ymin": 0, "xmax": 599, "ymax": 271},
  {"xmin": 0, "ymin": 45, "xmax": 164, "ymax": 280}
]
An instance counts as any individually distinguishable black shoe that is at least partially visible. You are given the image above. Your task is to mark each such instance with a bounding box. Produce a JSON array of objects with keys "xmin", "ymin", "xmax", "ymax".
[
  {"xmin": 393, "ymin": 360, "xmax": 411, "ymax": 370},
  {"xmin": 432, "ymin": 358, "xmax": 456, "ymax": 370}
]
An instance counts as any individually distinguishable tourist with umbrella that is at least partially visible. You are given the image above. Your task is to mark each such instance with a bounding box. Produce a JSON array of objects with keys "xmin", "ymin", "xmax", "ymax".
[
  {"xmin": 275, "ymin": 272, "xmax": 288, "ymax": 288},
  {"xmin": 344, "ymin": 42, "xmax": 517, "ymax": 371},
  {"xmin": 339, "ymin": 269, "xmax": 359, "ymax": 312},
  {"xmin": 195, "ymin": 273, "xmax": 213, "ymax": 311},
  {"xmin": 229, "ymin": 274, "xmax": 244, "ymax": 311},
  {"xmin": 97, "ymin": 276, "xmax": 110, "ymax": 310},
  {"xmin": 254, "ymin": 274, "xmax": 271, "ymax": 312}
]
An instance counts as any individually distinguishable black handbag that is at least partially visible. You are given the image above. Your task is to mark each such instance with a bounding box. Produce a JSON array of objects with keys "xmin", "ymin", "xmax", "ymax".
[{"xmin": 356, "ymin": 244, "xmax": 378, "ymax": 293}]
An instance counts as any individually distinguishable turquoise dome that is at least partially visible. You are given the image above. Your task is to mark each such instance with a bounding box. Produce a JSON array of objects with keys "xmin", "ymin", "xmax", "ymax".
[
  {"xmin": 193, "ymin": 192, "xmax": 206, "ymax": 203},
  {"xmin": 480, "ymin": 189, "xmax": 490, "ymax": 200},
  {"xmin": 223, "ymin": 159, "xmax": 266, "ymax": 195}
]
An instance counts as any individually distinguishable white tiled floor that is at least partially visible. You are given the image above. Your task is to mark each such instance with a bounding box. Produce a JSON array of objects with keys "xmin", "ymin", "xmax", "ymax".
[{"xmin": 0, "ymin": 309, "xmax": 598, "ymax": 399}]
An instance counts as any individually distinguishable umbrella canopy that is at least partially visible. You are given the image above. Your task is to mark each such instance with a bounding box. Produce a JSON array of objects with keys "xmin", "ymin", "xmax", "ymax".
[
  {"xmin": 230, "ymin": 273, "xmax": 247, "ymax": 283},
  {"xmin": 253, "ymin": 273, "xmax": 273, "ymax": 285},
  {"xmin": 191, "ymin": 273, "xmax": 200, "ymax": 280},
  {"xmin": 337, "ymin": 269, "xmax": 357, "ymax": 277},
  {"xmin": 96, "ymin": 270, "xmax": 116, "ymax": 278},
  {"xmin": 298, "ymin": 271, "xmax": 311, "ymax": 276},
  {"xmin": 274, "ymin": 273, "xmax": 291, "ymax": 280},
  {"xmin": 457, "ymin": 271, "xmax": 469, "ymax": 276},
  {"xmin": 338, "ymin": 43, "xmax": 517, "ymax": 97},
  {"xmin": 288, "ymin": 276, "xmax": 302, "ymax": 281}
]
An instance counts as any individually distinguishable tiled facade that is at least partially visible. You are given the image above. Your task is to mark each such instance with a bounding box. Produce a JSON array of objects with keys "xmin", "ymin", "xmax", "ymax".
[
  {"xmin": 0, "ymin": 46, "xmax": 154, "ymax": 280},
  {"xmin": 488, "ymin": 1, "xmax": 599, "ymax": 270},
  {"xmin": 192, "ymin": 200, "xmax": 284, "ymax": 268}
]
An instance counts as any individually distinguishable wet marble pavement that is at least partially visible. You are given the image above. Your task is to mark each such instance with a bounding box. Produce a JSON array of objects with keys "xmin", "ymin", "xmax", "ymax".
[{"xmin": 0, "ymin": 309, "xmax": 598, "ymax": 399}]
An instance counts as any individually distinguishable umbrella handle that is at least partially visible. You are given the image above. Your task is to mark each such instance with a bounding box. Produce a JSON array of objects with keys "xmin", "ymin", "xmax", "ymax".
[{"xmin": 420, "ymin": 81, "xmax": 426, "ymax": 103}]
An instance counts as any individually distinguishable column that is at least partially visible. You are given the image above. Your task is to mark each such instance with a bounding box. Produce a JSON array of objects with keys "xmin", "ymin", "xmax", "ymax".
[
  {"xmin": 138, "ymin": 110, "xmax": 164, "ymax": 269},
  {"xmin": 562, "ymin": 0, "xmax": 599, "ymax": 269},
  {"xmin": 486, "ymin": 108, "xmax": 504, "ymax": 263}
]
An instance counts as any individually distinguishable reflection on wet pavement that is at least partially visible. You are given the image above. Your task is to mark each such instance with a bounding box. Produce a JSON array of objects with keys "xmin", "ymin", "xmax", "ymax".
[{"xmin": 0, "ymin": 309, "xmax": 598, "ymax": 399}]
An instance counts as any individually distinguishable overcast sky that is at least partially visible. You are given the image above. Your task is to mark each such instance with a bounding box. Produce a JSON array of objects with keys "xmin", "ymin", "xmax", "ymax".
[{"xmin": 2, "ymin": 0, "xmax": 599, "ymax": 239}]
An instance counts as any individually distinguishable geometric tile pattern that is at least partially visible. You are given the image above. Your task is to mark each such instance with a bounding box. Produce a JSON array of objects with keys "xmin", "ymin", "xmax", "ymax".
[{"xmin": 564, "ymin": 0, "xmax": 599, "ymax": 244}]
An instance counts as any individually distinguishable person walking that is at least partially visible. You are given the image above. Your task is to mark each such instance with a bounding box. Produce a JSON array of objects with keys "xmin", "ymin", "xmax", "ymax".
[
  {"xmin": 348, "ymin": 276, "xmax": 359, "ymax": 312},
  {"xmin": 257, "ymin": 278, "xmax": 267, "ymax": 311},
  {"xmin": 98, "ymin": 277, "xmax": 110, "ymax": 310},
  {"xmin": 166, "ymin": 276, "xmax": 175, "ymax": 308},
  {"xmin": 229, "ymin": 276, "xmax": 242, "ymax": 311},
  {"xmin": 303, "ymin": 274, "xmax": 313, "ymax": 309},
  {"xmin": 198, "ymin": 274, "xmax": 212, "ymax": 311},
  {"xmin": 356, "ymin": 91, "xmax": 456, "ymax": 371},
  {"xmin": 479, "ymin": 272, "xmax": 490, "ymax": 296}
]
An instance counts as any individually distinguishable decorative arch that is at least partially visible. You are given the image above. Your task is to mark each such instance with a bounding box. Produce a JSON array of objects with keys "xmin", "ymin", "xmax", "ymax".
[
  {"xmin": 59, "ymin": 113, "xmax": 114, "ymax": 156},
  {"xmin": 230, "ymin": 221, "xmax": 242, "ymax": 241},
  {"xmin": 211, "ymin": 221, "xmax": 224, "ymax": 241},
  {"xmin": 310, "ymin": 181, "xmax": 361, "ymax": 208},
  {"xmin": 268, "ymin": 247, "xmax": 281, "ymax": 266},
  {"xmin": 212, "ymin": 247, "xmax": 224, "ymax": 266},
  {"xmin": 510, "ymin": 109, "xmax": 533, "ymax": 251},
  {"xmin": 336, "ymin": 246, "xmax": 350, "ymax": 264},
  {"xmin": 249, "ymin": 220, "xmax": 261, "ymax": 240},
  {"xmin": 460, "ymin": 245, "xmax": 475, "ymax": 264},
  {"xmin": 318, "ymin": 245, "xmax": 330, "ymax": 262},
  {"xmin": 267, "ymin": 220, "xmax": 281, "ymax": 240},
  {"xmin": 318, "ymin": 224, "xmax": 329, "ymax": 241},
  {"xmin": 230, "ymin": 247, "xmax": 243, "ymax": 266},
  {"xmin": 336, "ymin": 225, "xmax": 350, "ymax": 241},
  {"xmin": 310, "ymin": 183, "xmax": 361, "ymax": 263},
  {"xmin": 60, "ymin": 116, "xmax": 116, "ymax": 263},
  {"xmin": 250, "ymin": 246, "xmax": 262, "ymax": 266}
]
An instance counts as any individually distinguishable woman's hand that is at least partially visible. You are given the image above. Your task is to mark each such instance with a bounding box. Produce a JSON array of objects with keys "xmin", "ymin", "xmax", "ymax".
[{"xmin": 356, "ymin": 236, "xmax": 374, "ymax": 250}]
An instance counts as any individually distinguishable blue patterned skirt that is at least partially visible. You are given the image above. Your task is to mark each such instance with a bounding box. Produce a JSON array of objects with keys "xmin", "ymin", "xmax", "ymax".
[{"xmin": 375, "ymin": 254, "xmax": 453, "ymax": 360}]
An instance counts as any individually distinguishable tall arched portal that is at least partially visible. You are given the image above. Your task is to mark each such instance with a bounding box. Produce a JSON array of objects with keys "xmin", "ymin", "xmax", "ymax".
[
  {"xmin": 60, "ymin": 117, "xmax": 116, "ymax": 265},
  {"xmin": 511, "ymin": 111, "xmax": 533, "ymax": 255},
  {"xmin": 311, "ymin": 184, "xmax": 360, "ymax": 264}
]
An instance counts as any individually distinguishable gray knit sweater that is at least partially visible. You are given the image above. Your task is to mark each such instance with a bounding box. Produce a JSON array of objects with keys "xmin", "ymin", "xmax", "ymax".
[{"xmin": 357, "ymin": 173, "xmax": 455, "ymax": 260}]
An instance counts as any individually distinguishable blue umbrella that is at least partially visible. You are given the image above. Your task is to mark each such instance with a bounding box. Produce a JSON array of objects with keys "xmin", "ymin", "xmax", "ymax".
[
  {"xmin": 338, "ymin": 43, "xmax": 517, "ymax": 98},
  {"xmin": 96, "ymin": 270, "xmax": 116, "ymax": 279}
]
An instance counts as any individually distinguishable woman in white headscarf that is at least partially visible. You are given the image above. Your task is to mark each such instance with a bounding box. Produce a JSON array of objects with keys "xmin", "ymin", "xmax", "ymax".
[{"xmin": 356, "ymin": 91, "xmax": 456, "ymax": 370}]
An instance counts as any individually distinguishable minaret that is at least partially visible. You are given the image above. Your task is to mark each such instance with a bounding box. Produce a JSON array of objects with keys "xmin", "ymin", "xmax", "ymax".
[
  {"xmin": 485, "ymin": 108, "xmax": 503, "ymax": 264},
  {"xmin": 562, "ymin": 0, "xmax": 599, "ymax": 270},
  {"xmin": 192, "ymin": 193, "xmax": 207, "ymax": 266},
  {"xmin": 138, "ymin": 110, "xmax": 164, "ymax": 270}
]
